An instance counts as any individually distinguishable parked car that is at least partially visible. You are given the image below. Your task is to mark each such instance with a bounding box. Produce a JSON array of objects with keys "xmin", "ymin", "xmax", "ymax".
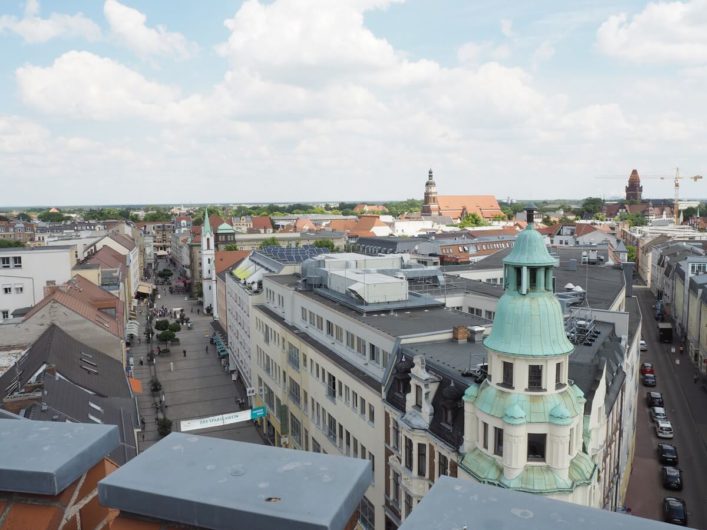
[
  {"xmin": 640, "ymin": 339, "xmax": 648, "ymax": 351},
  {"xmin": 656, "ymin": 420, "xmax": 674, "ymax": 439},
  {"xmin": 663, "ymin": 497, "xmax": 687, "ymax": 526},
  {"xmin": 642, "ymin": 373, "xmax": 657, "ymax": 387},
  {"xmin": 640, "ymin": 362, "xmax": 655, "ymax": 375},
  {"xmin": 647, "ymin": 391, "xmax": 664, "ymax": 407},
  {"xmin": 650, "ymin": 406, "xmax": 668, "ymax": 423},
  {"xmin": 657, "ymin": 443, "xmax": 679, "ymax": 465},
  {"xmin": 661, "ymin": 466, "xmax": 683, "ymax": 491}
]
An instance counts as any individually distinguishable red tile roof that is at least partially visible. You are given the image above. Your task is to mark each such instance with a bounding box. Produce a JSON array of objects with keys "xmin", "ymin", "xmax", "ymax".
[
  {"xmin": 251, "ymin": 216, "xmax": 273, "ymax": 231},
  {"xmin": 108, "ymin": 233, "xmax": 135, "ymax": 251},
  {"xmin": 215, "ymin": 250, "xmax": 250, "ymax": 274},
  {"xmin": 436, "ymin": 195, "xmax": 504, "ymax": 220}
]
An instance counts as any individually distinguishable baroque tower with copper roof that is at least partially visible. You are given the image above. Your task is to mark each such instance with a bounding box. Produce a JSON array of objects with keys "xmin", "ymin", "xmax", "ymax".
[
  {"xmin": 625, "ymin": 169, "xmax": 643, "ymax": 201},
  {"xmin": 459, "ymin": 205, "xmax": 598, "ymax": 506}
]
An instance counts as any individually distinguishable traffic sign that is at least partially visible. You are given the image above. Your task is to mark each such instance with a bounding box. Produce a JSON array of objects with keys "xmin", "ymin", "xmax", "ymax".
[{"xmin": 251, "ymin": 406, "xmax": 267, "ymax": 420}]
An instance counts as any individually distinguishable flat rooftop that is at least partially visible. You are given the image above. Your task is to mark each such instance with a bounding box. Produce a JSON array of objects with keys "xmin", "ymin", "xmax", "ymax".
[
  {"xmin": 99, "ymin": 432, "xmax": 372, "ymax": 530},
  {"xmin": 402, "ymin": 339, "xmax": 488, "ymax": 383},
  {"xmin": 269, "ymin": 274, "xmax": 491, "ymax": 336},
  {"xmin": 401, "ymin": 476, "xmax": 679, "ymax": 530},
  {"xmin": 0, "ymin": 419, "xmax": 119, "ymax": 495}
]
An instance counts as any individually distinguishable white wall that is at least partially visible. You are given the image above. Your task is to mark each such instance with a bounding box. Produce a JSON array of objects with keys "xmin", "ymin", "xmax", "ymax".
[{"xmin": 0, "ymin": 247, "xmax": 75, "ymax": 321}]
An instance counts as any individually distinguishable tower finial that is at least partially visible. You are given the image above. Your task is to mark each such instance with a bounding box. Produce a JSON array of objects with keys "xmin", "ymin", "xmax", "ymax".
[{"xmin": 428, "ymin": 168, "xmax": 433, "ymax": 181}]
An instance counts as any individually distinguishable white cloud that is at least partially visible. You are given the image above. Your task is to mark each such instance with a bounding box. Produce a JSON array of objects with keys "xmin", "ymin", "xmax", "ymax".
[
  {"xmin": 531, "ymin": 41, "xmax": 555, "ymax": 68},
  {"xmin": 500, "ymin": 18, "xmax": 514, "ymax": 38},
  {"xmin": 0, "ymin": 0, "xmax": 100, "ymax": 43},
  {"xmin": 104, "ymin": 0, "xmax": 197, "ymax": 59},
  {"xmin": 16, "ymin": 51, "xmax": 191, "ymax": 121},
  {"xmin": 597, "ymin": 0, "xmax": 707, "ymax": 63},
  {"xmin": 0, "ymin": 115, "xmax": 49, "ymax": 153}
]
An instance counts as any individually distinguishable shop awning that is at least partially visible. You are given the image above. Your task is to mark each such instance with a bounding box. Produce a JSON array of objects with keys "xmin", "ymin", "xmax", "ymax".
[{"xmin": 136, "ymin": 282, "xmax": 155, "ymax": 294}]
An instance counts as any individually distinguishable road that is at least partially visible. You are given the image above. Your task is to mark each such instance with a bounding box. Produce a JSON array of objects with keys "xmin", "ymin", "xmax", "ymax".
[
  {"xmin": 625, "ymin": 286, "xmax": 707, "ymax": 529},
  {"xmin": 131, "ymin": 258, "xmax": 263, "ymax": 451}
]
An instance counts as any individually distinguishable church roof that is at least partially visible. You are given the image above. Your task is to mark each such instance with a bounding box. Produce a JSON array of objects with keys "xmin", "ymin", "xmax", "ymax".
[
  {"xmin": 436, "ymin": 195, "xmax": 503, "ymax": 220},
  {"xmin": 216, "ymin": 222, "xmax": 235, "ymax": 234}
]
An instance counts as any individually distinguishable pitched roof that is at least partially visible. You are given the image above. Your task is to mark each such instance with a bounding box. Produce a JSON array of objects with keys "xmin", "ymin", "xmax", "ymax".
[
  {"xmin": 85, "ymin": 245, "xmax": 126, "ymax": 274},
  {"xmin": 328, "ymin": 219, "xmax": 358, "ymax": 233},
  {"xmin": 349, "ymin": 215, "xmax": 388, "ymax": 237},
  {"xmin": 466, "ymin": 227, "xmax": 518, "ymax": 238},
  {"xmin": 251, "ymin": 216, "xmax": 273, "ymax": 231},
  {"xmin": 436, "ymin": 195, "xmax": 503, "ymax": 219},
  {"xmin": 208, "ymin": 214, "xmax": 227, "ymax": 232},
  {"xmin": 214, "ymin": 250, "xmax": 250, "ymax": 274},
  {"xmin": 108, "ymin": 233, "xmax": 135, "ymax": 251},
  {"xmin": 294, "ymin": 217, "xmax": 316, "ymax": 232},
  {"xmin": 0, "ymin": 324, "xmax": 130, "ymax": 399},
  {"xmin": 575, "ymin": 224, "xmax": 598, "ymax": 237},
  {"xmin": 23, "ymin": 275, "xmax": 124, "ymax": 339}
]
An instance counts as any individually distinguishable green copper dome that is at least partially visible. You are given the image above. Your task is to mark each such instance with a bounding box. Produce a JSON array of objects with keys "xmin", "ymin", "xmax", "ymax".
[
  {"xmin": 484, "ymin": 215, "xmax": 573, "ymax": 357},
  {"xmin": 503, "ymin": 222, "xmax": 556, "ymax": 267}
]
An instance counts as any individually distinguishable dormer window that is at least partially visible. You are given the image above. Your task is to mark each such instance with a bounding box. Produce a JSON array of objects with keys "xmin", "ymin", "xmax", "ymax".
[{"xmin": 414, "ymin": 385, "xmax": 422, "ymax": 410}]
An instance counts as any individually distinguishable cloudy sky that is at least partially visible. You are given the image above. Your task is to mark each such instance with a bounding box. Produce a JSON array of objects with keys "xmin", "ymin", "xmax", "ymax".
[{"xmin": 1, "ymin": 0, "xmax": 706, "ymax": 206}]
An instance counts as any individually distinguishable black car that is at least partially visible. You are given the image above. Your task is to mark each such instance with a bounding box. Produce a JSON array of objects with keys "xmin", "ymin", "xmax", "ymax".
[
  {"xmin": 647, "ymin": 391, "xmax": 664, "ymax": 407},
  {"xmin": 663, "ymin": 497, "xmax": 687, "ymax": 526},
  {"xmin": 662, "ymin": 466, "xmax": 683, "ymax": 490},
  {"xmin": 642, "ymin": 373, "xmax": 657, "ymax": 387},
  {"xmin": 658, "ymin": 443, "xmax": 679, "ymax": 465}
]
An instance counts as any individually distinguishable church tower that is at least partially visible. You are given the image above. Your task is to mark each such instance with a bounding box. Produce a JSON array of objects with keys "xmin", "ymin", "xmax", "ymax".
[
  {"xmin": 421, "ymin": 169, "xmax": 440, "ymax": 216},
  {"xmin": 460, "ymin": 205, "xmax": 597, "ymax": 505},
  {"xmin": 625, "ymin": 169, "xmax": 643, "ymax": 201},
  {"xmin": 201, "ymin": 208, "xmax": 216, "ymax": 315}
]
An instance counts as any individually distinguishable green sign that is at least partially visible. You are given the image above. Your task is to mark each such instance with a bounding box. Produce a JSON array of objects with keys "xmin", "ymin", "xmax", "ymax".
[{"xmin": 251, "ymin": 406, "xmax": 267, "ymax": 420}]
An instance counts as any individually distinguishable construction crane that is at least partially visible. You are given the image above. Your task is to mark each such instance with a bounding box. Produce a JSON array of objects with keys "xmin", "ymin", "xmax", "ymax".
[
  {"xmin": 596, "ymin": 168, "xmax": 703, "ymax": 224},
  {"xmin": 661, "ymin": 168, "xmax": 703, "ymax": 224}
]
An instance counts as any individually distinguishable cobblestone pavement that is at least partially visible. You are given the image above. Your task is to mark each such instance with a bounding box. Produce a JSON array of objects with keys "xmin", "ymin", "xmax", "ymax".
[{"xmin": 131, "ymin": 261, "xmax": 262, "ymax": 451}]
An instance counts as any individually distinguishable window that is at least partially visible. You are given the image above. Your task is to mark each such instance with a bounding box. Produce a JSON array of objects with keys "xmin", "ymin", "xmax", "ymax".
[
  {"xmin": 0, "ymin": 257, "xmax": 9, "ymax": 269},
  {"xmin": 2, "ymin": 286, "xmax": 10, "ymax": 295},
  {"xmin": 290, "ymin": 416, "xmax": 302, "ymax": 446},
  {"xmin": 527, "ymin": 433, "xmax": 547, "ymax": 461},
  {"xmin": 404, "ymin": 493, "xmax": 413, "ymax": 517},
  {"xmin": 326, "ymin": 373, "xmax": 336, "ymax": 400},
  {"xmin": 555, "ymin": 361, "xmax": 563, "ymax": 387},
  {"xmin": 338, "ymin": 424, "xmax": 343, "ymax": 448},
  {"xmin": 368, "ymin": 403, "xmax": 375, "ymax": 425},
  {"xmin": 404, "ymin": 437, "xmax": 413, "ymax": 470},
  {"xmin": 301, "ymin": 307, "xmax": 307, "ymax": 321},
  {"xmin": 312, "ymin": 438, "xmax": 321, "ymax": 453},
  {"xmin": 369, "ymin": 453, "xmax": 375, "ymax": 474},
  {"xmin": 335, "ymin": 325, "xmax": 343, "ymax": 342},
  {"xmin": 288, "ymin": 379, "xmax": 301, "ymax": 406},
  {"xmin": 360, "ymin": 397, "xmax": 366, "ymax": 416},
  {"xmin": 352, "ymin": 391, "xmax": 358, "ymax": 410},
  {"xmin": 502, "ymin": 361, "xmax": 514, "ymax": 387},
  {"xmin": 528, "ymin": 365, "xmax": 543, "ymax": 390},
  {"xmin": 327, "ymin": 414, "xmax": 337, "ymax": 442},
  {"xmin": 482, "ymin": 422, "xmax": 488, "ymax": 450},
  {"xmin": 485, "ymin": 310, "xmax": 495, "ymax": 320},
  {"xmin": 1, "ymin": 310, "xmax": 8, "ymax": 319},
  {"xmin": 417, "ymin": 443, "xmax": 426, "ymax": 477},
  {"xmin": 345, "ymin": 430, "xmax": 351, "ymax": 455},
  {"xmin": 14, "ymin": 286, "xmax": 23, "ymax": 294},
  {"xmin": 392, "ymin": 471, "xmax": 401, "ymax": 507},
  {"xmin": 287, "ymin": 343, "xmax": 300, "ymax": 370},
  {"xmin": 360, "ymin": 443, "xmax": 366, "ymax": 459},
  {"xmin": 359, "ymin": 497, "xmax": 375, "ymax": 530},
  {"xmin": 414, "ymin": 385, "xmax": 422, "ymax": 409},
  {"xmin": 308, "ymin": 311, "xmax": 315, "ymax": 326},
  {"xmin": 438, "ymin": 453, "xmax": 448, "ymax": 477},
  {"xmin": 12, "ymin": 257, "xmax": 21, "ymax": 268},
  {"xmin": 494, "ymin": 427, "xmax": 504, "ymax": 456},
  {"xmin": 392, "ymin": 420, "xmax": 400, "ymax": 450},
  {"xmin": 356, "ymin": 335, "xmax": 366, "ymax": 354},
  {"xmin": 316, "ymin": 315, "xmax": 323, "ymax": 331},
  {"xmin": 369, "ymin": 343, "xmax": 380, "ymax": 363},
  {"xmin": 346, "ymin": 331, "xmax": 355, "ymax": 349},
  {"xmin": 326, "ymin": 320, "xmax": 334, "ymax": 337}
]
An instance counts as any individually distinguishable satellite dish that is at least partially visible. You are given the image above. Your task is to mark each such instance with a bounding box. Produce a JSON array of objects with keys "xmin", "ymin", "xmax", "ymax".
[{"xmin": 564, "ymin": 283, "xmax": 575, "ymax": 290}]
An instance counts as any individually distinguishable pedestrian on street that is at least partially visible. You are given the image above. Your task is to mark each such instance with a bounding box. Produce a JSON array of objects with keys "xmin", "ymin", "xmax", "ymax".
[
  {"xmin": 170, "ymin": 361, "xmax": 174, "ymax": 372},
  {"xmin": 183, "ymin": 349, "xmax": 187, "ymax": 357},
  {"xmin": 694, "ymin": 374, "xmax": 699, "ymax": 383},
  {"xmin": 205, "ymin": 345, "xmax": 209, "ymax": 354}
]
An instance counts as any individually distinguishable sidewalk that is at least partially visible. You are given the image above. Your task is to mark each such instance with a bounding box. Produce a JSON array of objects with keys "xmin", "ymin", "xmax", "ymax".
[{"xmin": 132, "ymin": 262, "xmax": 262, "ymax": 451}]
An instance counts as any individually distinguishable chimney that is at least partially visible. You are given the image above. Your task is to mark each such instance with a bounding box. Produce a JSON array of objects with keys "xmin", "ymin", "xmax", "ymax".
[
  {"xmin": 452, "ymin": 325, "xmax": 470, "ymax": 343},
  {"xmin": 469, "ymin": 326, "xmax": 486, "ymax": 343}
]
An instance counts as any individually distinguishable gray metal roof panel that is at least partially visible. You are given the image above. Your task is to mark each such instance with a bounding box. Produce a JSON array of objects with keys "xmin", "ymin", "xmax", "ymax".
[
  {"xmin": 0, "ymin": 418, "xmax": 119, "ymax": 495},
  {"xmin": 98, "ymin": 432, "xmax": 372, "ymax": 530},
  {"xmin": 401, "ymin": 475, "xmax": 680, "ymax": 530}
]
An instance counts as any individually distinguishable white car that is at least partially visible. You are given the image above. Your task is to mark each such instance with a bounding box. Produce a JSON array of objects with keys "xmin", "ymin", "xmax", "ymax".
[
  {"xmin": 656, "ymin": 420, "xmax": 674, "ymax": 439},
  {"xmin": 640, "ymin": 339, "xmax": 648, "ymax": 352},
  {"xmin": 650, "ymin": 406, "xmax": 668, "ymax": 423}
]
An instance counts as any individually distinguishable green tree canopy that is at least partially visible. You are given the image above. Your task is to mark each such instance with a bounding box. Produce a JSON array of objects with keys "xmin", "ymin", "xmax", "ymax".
[
  {"xmin": 224, "ymin": 243, "xmax": 239, "ymax": 251},
  {"xmin": 580, "ymin": 197, "xmax": 604, "ymax": 216},
  {"xmin": 619, "ymin": 212, "xmax": 647, "ymax": 227},
  {"xmin": 38, "ymin": 211, "xmax": 68, "ymax": 222},
  {"xmin": 627, "ymin": 245, "xmax": 637, "ymax": 262},
  {"xmin": 0, "ymin": 240, "xmax": 24, "ymax": 248},
  {"xmin": 16, "ymin": 213, "xmax": 32, "ymax": 221},
  {"xmin": 154, "ymin": 319, "xmax": 170, "ymax": 331},
  {"xmin": 157, "ymin": 330, "xmax": 176, "ymax": 342},
  {"xmin": 313, "ymin": 239, "xmax": 335, "ymax": 251},
  {"xmin": 458, "ymin": 213, "xmax": 487, "ymax": 228},
  {"xmin": 259, "ymin": 237, "xmax": 281, "ymax": 249}
]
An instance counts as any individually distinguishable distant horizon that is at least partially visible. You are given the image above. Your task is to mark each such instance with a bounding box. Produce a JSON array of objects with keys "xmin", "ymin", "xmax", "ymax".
[{"xmin": 1, "ymin": 195, "xmax": 704, "ymax": 212}]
